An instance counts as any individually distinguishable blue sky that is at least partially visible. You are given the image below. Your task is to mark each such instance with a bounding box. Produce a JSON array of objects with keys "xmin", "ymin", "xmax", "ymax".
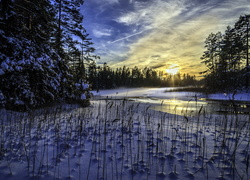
[{"xmin": 82, "ymin": 0, "xmax": 250, "ymax": 77}]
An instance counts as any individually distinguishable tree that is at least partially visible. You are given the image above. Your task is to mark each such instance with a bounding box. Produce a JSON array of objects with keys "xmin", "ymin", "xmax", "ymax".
[
  {"xmin": 201, "ymin": 14, "xmax": 250, "ymax": 92},
  {"xmin": 0, "ymin": 0, "xmax": 62, "ymax": 109},
  {"xmin": 0, "ymin": 0, "xmax": 94, "ymax": 110},
  {"xmin": 51, "ymin": 0, "xmax": 97, "ymax": 100},
  {"xmin": 131, "ymin": 66, "xmax": 143, "ymax": 87},
  {"xmin": 121, "ymin": 66, "xmax": 130, "ymax": 86},
  {"xmin": 201, "ymin": 32, "xmax": 222, "ymax": 74},
  {"xmin": 234, "ymin": 15, "xmax": 250, "ymax": 88}
]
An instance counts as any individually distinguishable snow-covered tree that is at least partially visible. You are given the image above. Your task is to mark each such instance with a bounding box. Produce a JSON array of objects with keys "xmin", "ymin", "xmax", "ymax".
[
  {"xmin": 51, "ymin": 0, "xmax": 97, "ymax": 103},
  {"xmin": 0, "ymin": 0, "xmax": 94, "ymax": 110}
]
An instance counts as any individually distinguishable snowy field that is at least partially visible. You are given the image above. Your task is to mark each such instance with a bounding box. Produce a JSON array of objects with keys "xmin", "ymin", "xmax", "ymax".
[{"xmin": 0, "ymin": 88, "xmax": 249, "ymax": 179}]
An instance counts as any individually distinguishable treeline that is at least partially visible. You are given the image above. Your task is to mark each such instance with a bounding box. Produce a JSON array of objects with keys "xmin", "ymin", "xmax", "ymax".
[
  {"xmin": 0, "ymin": 0, "xmax": 96, "ymax": 110},
  {"xmin": 86, "ymin": 62, "xmax": 198, "ymax": 90},
  {"xmin": 201, "ymin": 14, "xmax": 250, "ymax": 92}
]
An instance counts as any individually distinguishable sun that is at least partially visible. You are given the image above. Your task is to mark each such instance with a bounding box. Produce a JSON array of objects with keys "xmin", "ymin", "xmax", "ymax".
[{"xmin": 165, "ymin": 65, "xmax": 179, "ymax": 75}]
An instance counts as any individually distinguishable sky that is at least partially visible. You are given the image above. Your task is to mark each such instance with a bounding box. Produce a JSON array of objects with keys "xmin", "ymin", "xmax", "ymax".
[{"xmin": 82, "ymin": 0, "xmax": 250, "ymax": 77}]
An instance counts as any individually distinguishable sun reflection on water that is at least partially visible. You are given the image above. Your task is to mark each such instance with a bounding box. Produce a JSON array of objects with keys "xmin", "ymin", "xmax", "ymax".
[
  {"xmin": 130, "ymin": 97, "xmax": 208, "ymax": 116},
  {"xmin": 152, "ymin": 99, "xmax": 207, "ymax": 116}
]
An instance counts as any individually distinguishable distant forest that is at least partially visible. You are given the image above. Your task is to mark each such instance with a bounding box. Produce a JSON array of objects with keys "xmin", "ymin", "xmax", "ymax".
[
  {"xmin": 85, "ymin": 62, "xmax": 198, "ymax": 90},
  {"xmin": 201, "ymin": 14, "xmax": 250, "ymax": 92}
]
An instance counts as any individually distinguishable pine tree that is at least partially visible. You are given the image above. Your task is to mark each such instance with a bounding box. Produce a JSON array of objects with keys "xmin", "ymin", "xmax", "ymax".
[
  {"xmin": 51, "ymin": 0, "xmax": 96, "ymax": 103},
  {"xmin": 234, "ymin": 15, "xmax": 250, "ymax": 88}
]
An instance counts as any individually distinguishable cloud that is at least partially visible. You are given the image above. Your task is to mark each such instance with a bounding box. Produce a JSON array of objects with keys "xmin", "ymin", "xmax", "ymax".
[
  {"xmin": 86, "ymin": 0, "xmax": 250, "ymax": 77},
  {"xmin": 150, "ymin": 63, "xmax": 166, "ymax": 69},
  {"xmin": 115, "ymin": 0, "xmax": 187, "ymax": 30},
  {"xmin": 88, "ymin": 0, "xmax": 120, "ymax": 19},
  {"xmin": 108, "ymin": 0, "xmax": 250, "ymax": 76},
  {"xmin": 98, "ymin": 0, "xmax": 119, "ymax": 5},
  {"xmin": 92, "ymin": 29, "xmax": 112, "ymax": 38}
]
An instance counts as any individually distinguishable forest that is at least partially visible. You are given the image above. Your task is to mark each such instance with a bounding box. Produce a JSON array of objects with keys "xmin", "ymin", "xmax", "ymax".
[{"xmin": 0, "ymin": 0, "xmax": 249, "ymax": 110}]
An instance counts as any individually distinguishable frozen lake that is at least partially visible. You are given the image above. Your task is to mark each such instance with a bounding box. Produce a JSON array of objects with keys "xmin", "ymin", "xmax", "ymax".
[{"xmin": 91, "ymin": 87, "xmax": 250, "ymax": 116}]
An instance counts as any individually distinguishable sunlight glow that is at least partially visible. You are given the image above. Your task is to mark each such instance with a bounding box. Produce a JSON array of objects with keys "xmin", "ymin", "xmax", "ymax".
[{"xmin": 165, "ymin": 65, "xmax": 179, "ymax": 75}]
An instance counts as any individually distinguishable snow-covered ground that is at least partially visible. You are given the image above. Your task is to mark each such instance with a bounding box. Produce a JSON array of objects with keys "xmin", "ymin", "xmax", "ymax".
[
  {"xmin": 0, "ymin": 88, "xmax": 249, "ymax": 179},
  {"xmin": 206, "ymin": 91, "xmax": 250, "ymax": 101}
]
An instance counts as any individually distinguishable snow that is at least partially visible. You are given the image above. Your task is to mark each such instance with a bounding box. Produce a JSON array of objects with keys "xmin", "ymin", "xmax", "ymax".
[
  {"xmin": 0, "ymin": 91, "xmax": 4, "ymax": 101},
  {"xmin": 81, "ymin": 93, "xmax": 86, "ymax": 100},
  {"xmin": 0, "ymin": 88, "xmax": 249, "ymax": 180},
  {"xmin": 1, "ymin": 61, "xmax": 9, "ymax": 71},
  {"xmin": 75, "ymin": 82, "xmax": 89, "ymax": 90},
  {"xmin": 82, "ymin": 83, "xmax": 89, "ymax": 90},
  {"xmin": 206, "ymin": 91, "xmax": 250, "ymax": 101},
  {"xmin": 14, "ymin": 99, "xmax": 24, "ymax": 105},
  {"xmin": 0, "ymin": 69, "xmax": 4, "ymax": 75}
]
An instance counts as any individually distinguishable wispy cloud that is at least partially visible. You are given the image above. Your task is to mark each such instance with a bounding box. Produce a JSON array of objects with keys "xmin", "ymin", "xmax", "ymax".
[
  {"xmin": 98, "ymin": 0, "xmax": 119, "ymax": 5},
  {"xmin": 85, "ymin": 0, "xmax": 250, "ymax": 76},
  {"xmin": 115, "ymin": 0, "xmax": 187, "ymax": 31},
  {"xmin": 93, "ymin": 29, "xmax": 112, "ymax": 38},
  {"xmin": 108, "ymin": 0, "xmax": 250, "ymax": 76}
]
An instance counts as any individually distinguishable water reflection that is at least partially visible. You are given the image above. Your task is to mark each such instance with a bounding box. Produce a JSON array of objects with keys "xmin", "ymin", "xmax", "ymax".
[
  {"xmin": 93, "ymin": 88, "xmax": 250, "ymax": 116},
  {"xmin": 130, "ymin": 97, "xmax": 250, "ymax": 116},
  {"xmin": 152, "ymin": 99, "xmax": 207, "ymax": 116},
  {"xmin": 129, "ymin": 97, "xmax": 207, "ymax": 116}
]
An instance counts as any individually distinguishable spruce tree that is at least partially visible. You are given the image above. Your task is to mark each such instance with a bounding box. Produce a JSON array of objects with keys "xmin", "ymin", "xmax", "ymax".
[{"xmin": 0, "ymin": 0, "xmax": 95, "ymax": 110}]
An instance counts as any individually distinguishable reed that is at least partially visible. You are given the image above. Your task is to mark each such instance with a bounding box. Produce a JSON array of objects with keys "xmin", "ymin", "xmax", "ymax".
[{"xmin": 0, "ymin": 96, "xmax": 249, "ymax": 179}]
